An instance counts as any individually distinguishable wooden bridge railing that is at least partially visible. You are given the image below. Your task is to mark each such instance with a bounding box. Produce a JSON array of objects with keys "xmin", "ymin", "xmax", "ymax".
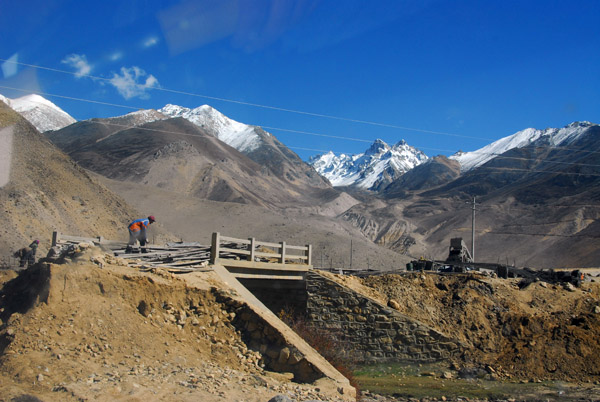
[{"xmin": 210, "ymin": 232, "xmax": 312, "ymax": 267}]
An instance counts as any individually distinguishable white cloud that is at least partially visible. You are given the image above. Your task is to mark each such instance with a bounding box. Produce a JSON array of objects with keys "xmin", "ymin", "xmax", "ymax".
[
  {"xmin": 61, "ymin": 54, "xmax": 92, "ymax": 78},
  {"xmin": 109, "ymin": 66, "xmax": 159, "ymax": 99},
  {"xmin": 143, "ymin": 36, "xmax": 159, "ymax": 48},
  {"xmin": 109, "ymin": 51, "xmax": 124, "ymax": 62}
]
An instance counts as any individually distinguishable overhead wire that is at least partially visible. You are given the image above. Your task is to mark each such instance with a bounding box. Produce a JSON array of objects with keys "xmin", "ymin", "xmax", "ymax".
[
  {"xmin": 0, "ymin": 58, "xmax": 486, "ymax": 140},
  {"xmin": 3, "ymin": 85, "xmax": 599, "ymax": 169},
  {"xmin": 4, "ymin": 87, "xmax": 599, "ymax": 239},
  {"xmin": 3, "ymin": 62, "xmax": 600, "ymax": 244},
  {"xmin": 5, "ymin": 84, "xmax": 600, "ymax": 177},
  {"xmin": 2, "ymin": 59, "xmax": 598, "ymax": 162},
  {"xmin": 2, "ymin": 58, "xmax": 600, "ymax": 176}
]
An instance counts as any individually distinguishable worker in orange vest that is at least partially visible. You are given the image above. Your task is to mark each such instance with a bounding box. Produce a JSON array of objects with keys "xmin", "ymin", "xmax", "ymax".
[{"xmin": 126, "ymin": 216, "xmax": 155, "ymax": 252}]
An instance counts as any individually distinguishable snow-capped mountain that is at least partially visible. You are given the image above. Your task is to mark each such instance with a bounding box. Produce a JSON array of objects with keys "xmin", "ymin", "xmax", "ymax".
[
  {"xmin": 450, "ymin": 122, "xmax": 598, "ymax": 172},
  {"xmin": 101, "ymin": 109, "xmax": 168, "ymax": 127},
  {"xmin": 309, "ymin": 139, "xmax": 428, "ymax": 190},
  {"xmin": 1, "ymin": 94, "xmax": 76, "ymax": 132},
  {"xmin": 155, "ymin": 103, "xmax": 326, "ymax": 187},
  {"xmin": 159, "ymin": 104, "xmax": 263, "ymax": 153}
]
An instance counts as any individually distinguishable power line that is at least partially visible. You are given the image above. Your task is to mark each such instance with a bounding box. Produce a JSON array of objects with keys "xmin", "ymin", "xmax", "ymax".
[
  {"xmin": 453, "ymin": 226, "xmax": 600, "ymax": 239},
  {"xmin": 0, "ymin": 85, "xmax": 140, "ymax": 112},
  {"xmin": 4, "ymin": 84, "xmax": 600, "ymax": 175},
  {"xmin": 0, "ymin": 58, "xmax": 487, "ymax": 140},
  {"xmin": 473, "ymin": 165, "xmax": 600, "ymax": 177},
  {"xmin": 261, "ymin": 126, "xmax": 373, "ymax": 144},
  {"xmin": 485, "ymin": 231, "xmax": 600, "ymax": 239}
]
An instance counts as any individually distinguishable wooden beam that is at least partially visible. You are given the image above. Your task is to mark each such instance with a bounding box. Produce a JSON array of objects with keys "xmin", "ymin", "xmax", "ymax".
[
  {"xmin": 231, "ymin": 273, "xmax": 305, "ymax": 280},
  {"xmin": 248, "ymin": 237, "xmax": 255, "ymax": 261},
  {"xmin": 52, "ymin": 231, "xmax": 60, "ymax": 247},
  {"xmin": 279, "ymin": 241, "xmax": 286, "ymax": 264},
  {"xmin": 210, "ymin": 232, "xmax": 220, "ymax": 264}
]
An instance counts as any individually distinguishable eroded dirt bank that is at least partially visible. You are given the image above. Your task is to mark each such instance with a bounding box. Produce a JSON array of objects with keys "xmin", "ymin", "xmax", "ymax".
[
  {"xmin": 0, "ymin": 250, "xmax": 350, "ymax": 402},
  {"xmin": 353, "ymin": 271, "xmax": 600, "ymax": 382},
  {"xmin": 2, "ymin": 247, "xmax": 600, "ymax": 401}
]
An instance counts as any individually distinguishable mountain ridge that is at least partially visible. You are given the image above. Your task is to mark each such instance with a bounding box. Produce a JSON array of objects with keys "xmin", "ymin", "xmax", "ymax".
[
  {"xmin": 450, "ymin": 121, "xmax": 598, "ymax": 172},
  {"xmin": 309, "ymin": 139, "xmax": 428, "ymax": 191},
  {"xmin": 5, "ymin": 92, "xmax": 600, "ymax": 268}
]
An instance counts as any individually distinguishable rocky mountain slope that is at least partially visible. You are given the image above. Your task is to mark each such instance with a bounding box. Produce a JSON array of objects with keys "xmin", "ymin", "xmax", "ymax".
[
  {"xmin": 345, "ymin": 123, "xmax": 600, "ymax": 268},
  {"xmin": 158, "ymin": 104, "xmax": 330, "ymax": 190},
  {"xmin": 450, "ymin": 121, "xmax": 598, "ymax": 172},
  {"xmin": 6, "ymin": 93, "xmax": 600, "ymax": 268},
  {"xmin": 309, "ymin": 139, "xmax": 428, "ymax": 191},
  {"xmin": 47, "ymin": 116, "xmax": 339, "ymax": 209},
  {"xmin": 0, "ymin": 93, "xmax": 407, "ymax": 272},
  {"xmin": 0, "ymin": 101, "xmax": 172, "ymax": 258},
  {"xmin": 382, "ymin": 156, "xmax": 461, "ymax": 196}
]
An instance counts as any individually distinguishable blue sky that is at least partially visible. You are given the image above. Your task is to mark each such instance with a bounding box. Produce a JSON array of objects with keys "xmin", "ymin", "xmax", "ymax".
[{"xmin": 1, "ymin": 0, "xmax": 598, "ymax": 160}]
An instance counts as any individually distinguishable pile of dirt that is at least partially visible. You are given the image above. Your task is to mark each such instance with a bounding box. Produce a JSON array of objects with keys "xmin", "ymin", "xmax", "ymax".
[
  {"xmin": 356, "ymin": 271, "xmax": 600, "ymax": 382},
  {"xmin": 0, "ymin": 248, "xmax": 350, "ymax": 402}
]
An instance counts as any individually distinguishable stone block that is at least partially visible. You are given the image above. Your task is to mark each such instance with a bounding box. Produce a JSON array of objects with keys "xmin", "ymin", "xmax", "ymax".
[
  {"xmin": 376, "ymin": 322, "xmax": 393, "ymax": 329},
  {"xmin": 287, "ymin": 351, "xmax": 303, "ymax": 365},
  {"xmin": 408, "ymin": 346, "xmax": 421, "ymax": 354},
  {"xmin": 278, "ymin": 347, "xmax": 291, "ymax": 364}
]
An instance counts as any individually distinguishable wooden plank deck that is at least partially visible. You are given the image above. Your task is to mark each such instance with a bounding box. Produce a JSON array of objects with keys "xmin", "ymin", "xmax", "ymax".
[{"xmin": 52, "ymin": 231, "xmax": 312, "ymax": 279}]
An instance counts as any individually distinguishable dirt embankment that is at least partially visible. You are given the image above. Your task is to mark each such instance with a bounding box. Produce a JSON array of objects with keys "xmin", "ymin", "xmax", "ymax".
[
  {"xmin": 0, "ymin": 249, "xmax": 349, "ymax": 402},
  {"xmin": 356, "ymin": 272, "xmax": 600, "ymax": 382}
]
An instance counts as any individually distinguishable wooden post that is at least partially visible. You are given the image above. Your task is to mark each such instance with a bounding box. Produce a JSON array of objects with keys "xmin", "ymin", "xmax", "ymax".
[
  {"xmin": 210, "ymin": 232, "xmax": 220, "ymax": 264},
  {"xmin": 306, "ymin": 244, "xmax": 312, "ymax": 266},
  {"xmin": 248, "ymin": 237, "xmax": 255, "ymax": 261},
  {"xmin": 279, "ymin": 241, "xmax": 286, "ymax": 264},
  {"xmin": 52, "ymin": 231, "xmax": 60, "ymax": 247}
]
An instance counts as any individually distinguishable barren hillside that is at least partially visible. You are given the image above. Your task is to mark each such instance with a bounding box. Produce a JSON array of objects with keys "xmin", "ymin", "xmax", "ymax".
[
  {"xmin": 98, "ymin": 176, "xmax": 412, "ymax": 271},
  {"xmin": 0, "ymin": 102, "xmax": 173, "ymax": 258},
  {"xmin": 47, "ymin": 117, "xmax": 338, "ymax": 209}
]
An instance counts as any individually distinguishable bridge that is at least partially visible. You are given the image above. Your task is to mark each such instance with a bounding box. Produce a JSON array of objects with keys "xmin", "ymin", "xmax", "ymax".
[
  {"xmin": 49, "ymin": 230, "xmax": 462, "ymax": 365},
  {"xmin": 51, "ymin": 231, "xmax": 312, "ymax": 280}
]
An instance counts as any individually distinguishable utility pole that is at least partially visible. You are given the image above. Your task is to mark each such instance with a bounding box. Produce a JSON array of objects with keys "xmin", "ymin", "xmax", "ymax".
[{"xmin": 467, "ymin": 196, "xmax": 477, "ymax": 262}]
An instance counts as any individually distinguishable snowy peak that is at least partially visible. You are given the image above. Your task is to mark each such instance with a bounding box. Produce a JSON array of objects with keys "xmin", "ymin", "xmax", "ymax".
[
  {"xmin": 159, "ymin": 104, "xmax": 262, "ymax": 153},
  {"xmin": 309, "ymin": 139, "xmax": 428, "ymax": 190},
  {"xmin": 1, "ymin": 93, "xmax": 76, "ymax": 132},
  {"xmin": 365, "ymin": 139, "xmax": 389, "ymax": 155},
  {"xmin": 101, "ymin": 108, "xmax": 169, "ymax": 127},
  {"xmin": 450, "ymin": 121, "xmax": 599, "ymax": 171}
]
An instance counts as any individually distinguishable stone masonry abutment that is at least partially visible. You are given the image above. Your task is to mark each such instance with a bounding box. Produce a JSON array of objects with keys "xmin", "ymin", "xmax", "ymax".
[{"xmin": 305, "ymin": 271, "xmax": 462, "ymax": 363}]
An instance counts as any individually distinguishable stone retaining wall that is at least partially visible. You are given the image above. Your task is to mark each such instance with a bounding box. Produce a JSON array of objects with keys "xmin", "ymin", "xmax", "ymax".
[{"xmin": 306, "ymin": 271, "xmax": 462, "ymax": 363}]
